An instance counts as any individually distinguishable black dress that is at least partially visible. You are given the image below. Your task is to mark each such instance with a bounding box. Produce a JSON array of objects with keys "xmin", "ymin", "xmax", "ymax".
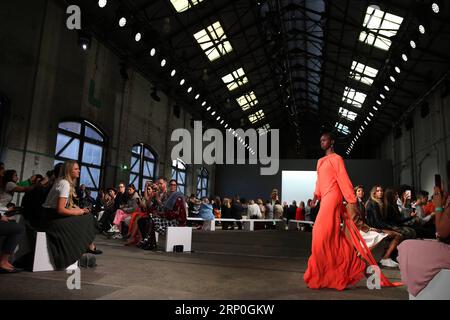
[{"xmin": 42, "ymin": 208, "xmax": 96, "ymax": 269}]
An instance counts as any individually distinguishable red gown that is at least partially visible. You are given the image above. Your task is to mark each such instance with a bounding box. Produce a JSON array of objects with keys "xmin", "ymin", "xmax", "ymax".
[{"xmin": 303, "ymin": 153, "xmax": 400, "ymax": 290}]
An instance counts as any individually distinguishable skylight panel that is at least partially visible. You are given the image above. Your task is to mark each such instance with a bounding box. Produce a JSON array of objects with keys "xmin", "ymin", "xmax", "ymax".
[
  {"xmin": 335, "ymin": 122, "xmax": 351, "ymax": 135},
  {"xmin": 349, "ymin": 61, "xmax": 379, "ymax": 85},
  {"xmin": 193, "ymin": 21, "xmax": 233, "ymax": 62},
  {"xmin": 236, "ymin": 91, "xmax": 258, "ymax": 111},
  {"xmin": 359, "ymin": 6, "xmax": 403, "ymax": 51},
  {"xmin": 339, "ymin": 107, "xmax": 358, "ymax": 121},
  {"xmin": 170, "ymin": 0, "xmax": 204, "ymax": 13},
  {"xmin": 221, "ymin": 68, "xmax": 248, "ymax": 91},
  {"xmin": 258, "ymin": 124, "xmax": 270, "ymax": 135},
  {"xmin": 342, "ymin": 87, "xmax": 367, "ymax": 108},
  {"xmin": 248, "ymin": 109, "xmax": 265, "ymax": 124}
]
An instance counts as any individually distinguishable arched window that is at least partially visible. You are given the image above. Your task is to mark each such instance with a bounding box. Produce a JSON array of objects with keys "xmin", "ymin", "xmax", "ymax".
[
  {"xmin": 171, "ymin": 158, "xmax": 186, "ymax": 194},
  {"xmin": 54, "ymin": 120, "xmax": 105, "ymax": 198},
  {"xmin": 129, "ymin": 143, "xmax": 157, "ymax": 192},
  {"xmin": 196, "ymin": 167, "xmax": 209, "ymax": 198}
]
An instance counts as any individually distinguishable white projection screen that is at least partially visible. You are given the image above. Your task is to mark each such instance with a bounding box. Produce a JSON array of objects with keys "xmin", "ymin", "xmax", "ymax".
[{"xmin": 281, "ymin": 171, "xmax": 317, "ymax": 205}]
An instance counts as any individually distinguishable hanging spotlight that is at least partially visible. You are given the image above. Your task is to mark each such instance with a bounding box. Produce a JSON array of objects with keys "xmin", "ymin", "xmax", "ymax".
[
  {"xmin": 366, "ymin": 117, "xmax": 371, "ymax": 122},
  {"xmin": 211, "ymin": 111, "xmax": 216, "ymax": 116},
  {"xmin": 194, "ymin": 94, "xmax": 200, "ymax": 100},
  {"xmin": 369, "ymin": 112, "xmax": 374, "ymax": 117},
  {"xmin": 410, "ymin": 40, "xmax": 416, "ymax": 48},
  {"xmin": 206, "ymin": 106, "xmax": 211, "ymax": 111},
  {"xmin": 170, "ymin": 69, "xmax": 176, "ymax": 77},
  {"xmin": 78, "ymin": 30, "xmax": 91, "ymax": 51},
  {"xmin": 201, "ymin": 101, "xmax": 206, "ymax": 106},
  {"xmin": 216, "ymin": 116, "xmax": 221, "ymax": 121},
  {"xmin": 225, "ymin": 124, "xmax": 228, "ymax": 128},
  {"xmin": 395, "ymin": 66, "xmax": 401, "ymax": 73},
  {"xmin": 376, "ymin": 100, "xmax": 381, "ymax": 105},
  {"xmin": 419, "ymin": 25, "xmax": 426, "ymax": 34},
  {"xmin": 373, "ymin": 106, "xmax": 378, "ymax": 111},
  {"xmin": 98, "ymin": 0, "xmax": 107, "ymax": 8},
  {"xmin": 402, "ymin": 54, "xmax": 408, "ymax": 62},
  {"xmin": 380, "ymin": 93, "xmax": 385, "ymax": 99},
  {"xmin": 160, "ymin": 59, "xmax": 166, "ymax": 67},
  {"xmin": 150, "ymin": 48, "xmax": 156, "ymax": 56},
  {"xmin": 220, "ymin": 120, "xmax": 224, "ymax": 125},
  {"xmin": 119, "ymin": 17, "xmax": 127, "ymax": 27},
  {"xmin": 384, "ymin": 85, "xmax": 390, "ymax": 91},
  {"xmin": 432, "ymin": 3, "xmax": 440, "ymax": 13},
  {"xmin": 135, "ymin": 32, "xmax": 142, "ymax": 42},
  {"xmin": 390, "ymin": 76, "xmax": 396, "ymax": 82},
  {"xmin": 179, "ymin": 79, "xmax": 185, "ymax": 86},
  {"xmin": 187, "ymin": 86, "xmax": 192, "ymax": 93}
]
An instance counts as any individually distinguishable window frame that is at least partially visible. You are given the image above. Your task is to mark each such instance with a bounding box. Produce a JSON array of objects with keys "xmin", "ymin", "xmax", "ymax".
[
  {"xmin": 196, "ymin": 167, "xmax": 209, "ymax": 199},
  {"xmin": 54, "ymin": 120, "xmax": 106, "ymax": 198},
  {"xmin": 129, "ymin": 143, "xmax": 158, "ymax": 192},
  {"xmin": 171, "ymin": 158, "xmax": 187, "ymax": 194}
]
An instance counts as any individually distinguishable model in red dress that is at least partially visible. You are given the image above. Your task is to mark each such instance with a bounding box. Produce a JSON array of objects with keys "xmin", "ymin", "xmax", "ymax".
[{"xmin": 303, "ymin": 132, "xmax": 400, "ymax": 290}]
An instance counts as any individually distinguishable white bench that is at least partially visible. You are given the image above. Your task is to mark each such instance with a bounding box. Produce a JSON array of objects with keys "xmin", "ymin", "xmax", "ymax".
[
  {"xmin": 159, "ymin": 227, "xmax": 192, "ymax": 252},
  {"xmin": 187, "ymin": 217, "xmax": 285, "ymax": 231},
  {"xmin": 409, "ymin": 269, "xmax": 450, "ymax": 300},
  {"xmin": 33, "ymin": 232, "xmax": 78, "ymax": 272},
  {"xmin": 240, "ymin": 219, "xmax": 285, "ymax": 231},
  {"xmin": 287, "ymin": 219, "xmax": 314, "ymax": 230}
]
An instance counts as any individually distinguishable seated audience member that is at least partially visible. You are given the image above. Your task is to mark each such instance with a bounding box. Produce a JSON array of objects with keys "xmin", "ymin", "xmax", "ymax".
[
  {"xmin": 126, "ymin": 181, "xmax": 156, "ymax": 245},
  {"xmin": 199, "ymin": 197, "xmax": 215, "ymax": 231},
  {"xmin": 287, "ymin": 201, "xmax": 297, "ymax": 223},
  {"xmin": 221, "ymin": 197, "xmax": 233, "ymax": 230},
  {"xmin": 247, "ymin": 199, "xmax": 262, "ymax": 219},
  {"xmin": 20, "ymin": 164, "xmax": 62, "ymax": 229},
  {"xmin": 187, "ymin": 194, "xmax": 200, "ymax": 217},
  {"xmin": 98, "ymin": 185, "xmax": 124, "ymax": 233},
  {"xmin": 152, "ymin": 179, "xmax": 187, "ymax": 235},
  {"xmin": 273, "ymin": 200, "xmax": 284, "ymax": 219},
  {"xmin": 111, "ymin": 183, "xmax": 141, "ymax": 238},
  {"xmin": 0, "ymin": 210, "xmax": 25, "ymax": 273},
  {"xmin": 265, "ymin": 199, "xmax": 274, "ymax": 219},
  {"xmin": 213, "ymin": 196, "xmax": 222, "ymax": 219},
  {"xmin": 366, "ymin": 186, "xmax": 416, "ymax": 240},
  {"xmin": 397, "ymin": 186, "xmax": 450, "ymax": 297},
  {"xmin": 0, "ymin": 170, "xmax": 36, "ymax": 207},
  {"xmin": 296, "ymin": 201, "xmax": 305, "ymax": 221},
  {"xmin": 386, "ymin": 188, "xmax": 434, "ymax": 239},
  {"xmin": 355, "ymin": 185, "xmax": 366, "ymax": 220},
  {"xmin": 230, "ymin": 196, "xmax": 243, "ymax": 230},
  {"xmin": 413, "ymin": 191, "xmax": 437, "ymax": 237},
  {"xmin": 41, "ymin": 160, "xmax": 101, "ymax": 270},
  {"xmin": 352, "ymin": 186, "xmax": 403, "ymax": 268},
  {"xmin": 256, "ymin": 199, "xmax": 266, "ymax": 219},
  {"xmin": 136, "ymin": 177, "xmax": 170, "ymax": 247}
]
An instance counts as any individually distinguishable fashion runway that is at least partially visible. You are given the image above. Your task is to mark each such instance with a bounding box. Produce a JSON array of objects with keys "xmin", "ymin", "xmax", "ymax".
[{"xmin": 0, "ymin": 230, "xmax": 407, "ymax": 300}]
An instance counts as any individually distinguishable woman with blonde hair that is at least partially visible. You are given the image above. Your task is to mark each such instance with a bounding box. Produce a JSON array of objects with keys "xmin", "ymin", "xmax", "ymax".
[{"xmin": 42, "ymin": 160, "xmax": 100, "ymax": 269}]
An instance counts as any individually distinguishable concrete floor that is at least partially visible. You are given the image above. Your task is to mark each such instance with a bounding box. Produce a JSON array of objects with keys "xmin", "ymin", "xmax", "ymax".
[{"xmin": 0, "ymin": 229, "xmax": 408, "ymax": 300}]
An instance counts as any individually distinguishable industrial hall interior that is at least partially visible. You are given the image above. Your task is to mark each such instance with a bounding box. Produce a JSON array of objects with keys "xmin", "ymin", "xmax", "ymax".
[{"xmin": 0, "ymin": 0, "xmax": 450, "ymax": 301}]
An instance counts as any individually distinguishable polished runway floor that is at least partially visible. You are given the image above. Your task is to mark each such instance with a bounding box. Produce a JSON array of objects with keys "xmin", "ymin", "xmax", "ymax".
[{"xmin": 0, "ymin": 229, "xmax": 408, "ymax": 300}]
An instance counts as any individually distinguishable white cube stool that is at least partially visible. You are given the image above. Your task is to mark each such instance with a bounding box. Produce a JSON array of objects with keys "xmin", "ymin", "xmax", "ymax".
[
  {"xmin": 32, "ymin": 232, "xmax": 78, "ymax": 272},
  {"xmin": 409, "ymin": 269, "xmax": 450, "ymax": 300},
  {"xmin": 163, "ymin": 227, "xmax": 192, "ymax": 252}
]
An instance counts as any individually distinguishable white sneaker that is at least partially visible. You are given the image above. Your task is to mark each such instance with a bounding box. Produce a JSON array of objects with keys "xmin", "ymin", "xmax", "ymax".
[
  {"xmin": 112, "ymin": 233, "xmax": 123, "ymax": 239},
  {"xmin": 108, "ymin": 225, "xmax": 119, "ymax": 233},
  {"xmin": 380, "ymin": 258, "xmax": 399, "ymax": 268}
]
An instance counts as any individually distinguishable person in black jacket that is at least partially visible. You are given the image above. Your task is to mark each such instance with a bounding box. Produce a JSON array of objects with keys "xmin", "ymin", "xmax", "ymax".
[
  {"xmin": 230, "ymin": 196, "xmax": 242, "ymax": 230},
  {"xmin": 99, "ymin": 183, "xmax": 126, "ymax": 233}
]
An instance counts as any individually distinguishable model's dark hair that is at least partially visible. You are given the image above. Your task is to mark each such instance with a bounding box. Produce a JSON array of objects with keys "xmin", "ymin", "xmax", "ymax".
[{"xmin": 321, "ymin": 131, "xmax": 335, "ymax": 141}]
